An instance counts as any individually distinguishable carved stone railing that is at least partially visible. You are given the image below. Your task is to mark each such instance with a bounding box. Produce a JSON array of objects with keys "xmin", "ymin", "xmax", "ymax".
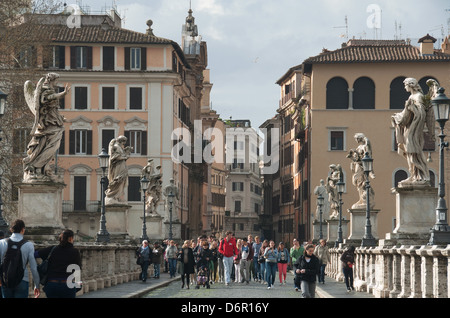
[
  {"xmin": 325, "ymin": 244, "xmax": 450, "ymax": 298},
  {"xmin": 29, "ymin": 243, "xmax": 148, "ymax": 297}
]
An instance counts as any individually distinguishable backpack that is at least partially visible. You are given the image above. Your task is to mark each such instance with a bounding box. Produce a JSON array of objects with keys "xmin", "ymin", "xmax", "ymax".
[{"xmin": 0, "ymin": 239, "xmax": 27, "ymax": 288}]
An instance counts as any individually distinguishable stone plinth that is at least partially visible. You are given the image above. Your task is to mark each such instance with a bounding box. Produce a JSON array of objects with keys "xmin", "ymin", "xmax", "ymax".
[
  {"xmin": 104, "ymin": 204, "xmax": 131, "ymax": 240},
  {"xmin": 163, "ymin": 219, "xmax": 182, "ymax": 241},
  {"xmin": 380, "ymin": 185, "xmax": 437, "ymax": 247},
  {"xmin": 17, "ymin": 181, "xmax": 65, "ymax": 241},
  {"xmin": 140, "ymin": 213, "xmax": 164, "ymax": 240},
  {"xmin": 326, "ymin": 218, "xmax": 349, "ymax": 243},
  {"xmin": 346, "ymin": 208, "xmax": 380, "ymax": 242},
  {"xmin": 312, "ymin": 219, "xmax": 327, "ymax": 242}
]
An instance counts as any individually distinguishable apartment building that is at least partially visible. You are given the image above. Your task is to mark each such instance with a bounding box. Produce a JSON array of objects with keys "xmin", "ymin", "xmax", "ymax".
[
  {"xmin": 5, "ymin": 8, "xmax": 215, "ymax": 241},
  {"xmin": 270, "ymin": 35, "xmax": 450, "ymax": 242}
]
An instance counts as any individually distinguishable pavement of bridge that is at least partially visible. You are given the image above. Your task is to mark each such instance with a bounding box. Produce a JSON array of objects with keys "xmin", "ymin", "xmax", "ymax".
[{"xmin": 77, "ymin": 271, "xmax": 376, "ymax": 299}]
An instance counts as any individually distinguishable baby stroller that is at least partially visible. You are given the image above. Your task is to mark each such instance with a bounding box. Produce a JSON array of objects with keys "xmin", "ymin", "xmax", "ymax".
[{"xmin": 195, "ymin": 265, "xmax": 210, "ymax": 289}]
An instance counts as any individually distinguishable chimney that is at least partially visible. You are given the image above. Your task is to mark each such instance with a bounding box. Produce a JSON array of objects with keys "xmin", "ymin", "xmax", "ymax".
[
  {"xmin": 442, "ymin": 36, "xmax": 450, "ymax": 55},
  {"xmin": 418, "ymin": 33, "xmax": 437, "ymax": 56}
]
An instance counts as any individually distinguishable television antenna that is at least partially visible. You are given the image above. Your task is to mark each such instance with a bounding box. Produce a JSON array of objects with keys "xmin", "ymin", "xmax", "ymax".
[{"xmin": 333, "ymin": 15, "xmax": 348, "ymax": 40}]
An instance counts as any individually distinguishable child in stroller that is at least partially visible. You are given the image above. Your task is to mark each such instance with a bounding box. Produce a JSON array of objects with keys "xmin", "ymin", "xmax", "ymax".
[{"xmin": 196, "ymin": 265, "xmax": 210, "ymax": 289}]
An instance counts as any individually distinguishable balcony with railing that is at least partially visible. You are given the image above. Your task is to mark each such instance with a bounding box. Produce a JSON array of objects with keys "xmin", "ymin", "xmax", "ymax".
[{"xmin": 62, "ymin": 200, "xmax": 101, "ymax": 213}]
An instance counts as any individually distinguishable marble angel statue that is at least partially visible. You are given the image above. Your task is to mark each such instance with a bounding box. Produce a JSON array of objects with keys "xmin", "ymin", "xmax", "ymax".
[
  {"xmin": 105, "ymin": 136, "xmax": 132, "ymax": 205},
  {"xmin": 347, "ymin": 133, "xmax": 375, "ymax": 209},
  {"xmin": 23, "ymin": 72, "xmax": 69, "ymax": 182},
  {"xmin": 141, "ymin": 159, "xmax": 163, "ymax": 215},
  {"xmin": 391, "ymin": 77, "xmax": 437, "ymax": 186},
  {"xmin": 326, "ymin": 164, "xmax": 343, "ymax": 219}
]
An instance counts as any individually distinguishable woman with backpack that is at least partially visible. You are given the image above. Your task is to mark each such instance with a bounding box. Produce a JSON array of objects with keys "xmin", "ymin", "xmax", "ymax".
[
  {"xmin": 35, "ymin": 229, "xmax": 81, "ymax": 298},
  {"xmin": 277, "ymin": 242, "xmax": 290, "ymax": 285}
]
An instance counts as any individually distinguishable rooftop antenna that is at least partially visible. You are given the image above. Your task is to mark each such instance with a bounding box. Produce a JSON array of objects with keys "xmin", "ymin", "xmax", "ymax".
[{"xmin": 333, "ymin": 15, "xmax": 348, "ymax": 40}]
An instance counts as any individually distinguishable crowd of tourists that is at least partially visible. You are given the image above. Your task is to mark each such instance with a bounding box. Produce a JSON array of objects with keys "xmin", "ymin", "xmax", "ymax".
[{"xmin": 137, "ymin": 231, "xmax": 356, "ymax": 298}]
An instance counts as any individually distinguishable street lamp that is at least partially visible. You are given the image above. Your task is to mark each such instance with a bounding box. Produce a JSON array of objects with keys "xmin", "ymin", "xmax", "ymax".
[
  {"xmin": 317, "ymin": 194, "xmax": 324, "ymax": 240},
  {"xmin": 335, "ymin": 179, "xmax": 345, "ymax": 247},
  {"xmin": 167, "ymin": 188, "xmax": 175, "ymax": 241},
  {"xmin": 140, "ymin": 176, "xmax": 150, "ymax": 242},
  {"xmin": 361, "ymin": 152, "xmax": 376, "ymax": 247},
  {"xmin": 429, "ymin": 87, "xmax": 450, "ymax": 245},
  {"xmin": 96, "ymin": 148, "xmax": 110, "ymax": 243}
]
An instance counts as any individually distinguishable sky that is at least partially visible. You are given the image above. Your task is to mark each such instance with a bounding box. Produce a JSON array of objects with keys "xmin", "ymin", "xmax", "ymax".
[{"xmin": 74, "ymin": 0, "xmax": 449, "ymax": 127}]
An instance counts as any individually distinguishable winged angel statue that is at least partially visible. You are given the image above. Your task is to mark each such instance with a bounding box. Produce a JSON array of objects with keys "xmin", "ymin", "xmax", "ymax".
[
  {"xmin": 23, "ymin": 73, "xmax": 69, "ymax": 182},
  {"xmin": 391, "ymin": 78, "xmax": 439, "ymax": 186},
  {"xmin": 141, "ymin": 159, "xmax": 163, "ymax": 215}
]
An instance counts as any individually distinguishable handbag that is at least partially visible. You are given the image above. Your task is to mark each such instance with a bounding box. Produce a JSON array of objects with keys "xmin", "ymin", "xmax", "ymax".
[
  {"xmin": 136, "ymin": 256, "xmax": 143, "ymax": 265},
  {"xmin": 37, "ymin": 246, "xmax": 56, "ymax": 286}
]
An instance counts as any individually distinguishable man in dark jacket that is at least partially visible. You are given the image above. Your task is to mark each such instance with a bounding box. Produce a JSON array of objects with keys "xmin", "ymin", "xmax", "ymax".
[{"xmin": 293, "ymin": 244, "xmax": 320, "ymax": 298}]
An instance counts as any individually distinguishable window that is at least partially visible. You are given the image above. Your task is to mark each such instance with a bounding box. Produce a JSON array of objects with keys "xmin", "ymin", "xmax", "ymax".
[
  {"xmin": 57, "ymin": 86, "xmax": 65, "ymax": 109},
  {"xmin": 390, "ymin": 77, "xmax": 409, "ymax": 109},
  {"xmin": 13, "ymin": 129, "xmax": 29, "ymax": 154},
  {"xmin": 129, "ymin": 87, "xmax": 143, "ymax": 109},
  {"xmin": 282, "ymin": 182, "xmax": 293, "ymax": 203},
  {"xmin": 124, "ymin": 130, "xmax": 147, "ymax": 155},
  {"xmin": 124, "ymin": 47, "xmax": 146, "ymax": 70},
  {"xmin": 16, "ymin": 46, "xmax": 36, "ymax": 68},
  {"xmin": 429, "ymin": 170, "xmax": 436, "ymax": 187},
  {"xmin": 74, "ymin": 176, "xmax": 87, "ymax": 211},
  {"xmin": 330, "ymin": 131, "xmax": 344, "ymax": 151},
  {"xmin": 353, "ymin": 77, "xmax": 375, "ymax": 109},
  {"xmin": 70, "ymin": 46, "xmax": 92, "ymax": 69},
  {"xmin": 234, "ymin": 200, "xmax": 241, "ymax": 213},
  {"xmin": 394, "ymin": 169, "xmax": 408, "ymax": 188},
  {"xmin": 232, "ymin": 158, "xmax": 244, "ymax": 169},
  {"xmin": 284, "ymin": 114, "xmax": 292, "ymax": 134},
  {"xmin": 44, "ymin": 46, "xmax": 65, "ymax": 69},
  {"xmin": 69, "ymin": 130, "xmax": 92, "ymax": 155},
  {"xmin": 326, "ymin": 77, "xmax": 349, "ymax": 109},
  {"xmin": 128, "ymin": 176, "xmax": 141, "ymax": 202},
  {"xmin": 74, "ymin": 87, "xmax": 88, "ymax": 109},
  {"xmin": 130, "ymin": 48, "xmax": 141, "ymax": 70},
  {"xmin": 101, "ymin": 129, "xmax": 115, "ymax": 151},
  {"xmin": 254, "ymin": 203, "xmax": 260, "ymax": 213},
  {"xmin": 102, "ymin": 87, "xmax": 115, "ymax": 110},
  {"xmin": 103, "ymin": 46, "xmax": 114, "ymax": 71},
  {"xmin": 232, "ymin": 182, "xmax": 244, "ymax": 191}
]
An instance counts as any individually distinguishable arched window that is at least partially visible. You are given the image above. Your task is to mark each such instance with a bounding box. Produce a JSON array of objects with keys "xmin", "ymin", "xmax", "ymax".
[
  {"xmin": 353, "ymin": 77, "xmax": 375, "ymax": 109},
  {"xmin": 419, "ymin": 76, "xmax": 439, "ymax": 95},
  {"xmin": 394, "ymin": 169, "xmax": 408, "ymax": 188},
  {"xmin": 326, "ymin": 77, "xmax": 349, "ymax": 109},
  {"xmin": 390, "ymin": 76, "xmax": 409, "ymax": 109}
]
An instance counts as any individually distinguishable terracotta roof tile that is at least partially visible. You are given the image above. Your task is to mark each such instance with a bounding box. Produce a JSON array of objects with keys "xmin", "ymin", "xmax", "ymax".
[{"xmin": 304, "ymin": 39, "xmax": 450, "ymax": 64}]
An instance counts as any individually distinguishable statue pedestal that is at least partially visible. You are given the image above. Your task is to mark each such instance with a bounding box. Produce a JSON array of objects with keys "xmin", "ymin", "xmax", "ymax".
[
  {"xmin": 163, "ymin": 220, "xmax": 181, "ymax": 241},
  {"xmin": 17, "ymin": 182, "xmax": 65, "ymax": 242},
  {"xmin": 312, "ymin": 219, "xmax": 326, "ymax": 242},
  {"xmin": 346, "ymin": 208, "xmax": 380, "ymax": 243},
  {"xmin": 379, "ymin": 185, "xmax": 437, "ymax": 247},
  {"xmin": 142, "ymin": 213, "xmax": 164, "ymax": 240},
  {"xmin": 326, "ymin": 218, "xmax": 349, "ymax": 243},
  {"xmin": 105, "ymin": 204, "xmax": 131, "ymax": 241}
]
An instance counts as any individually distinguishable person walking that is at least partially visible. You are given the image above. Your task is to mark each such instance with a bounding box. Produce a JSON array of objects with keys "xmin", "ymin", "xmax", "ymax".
[
  {"xmin": 314, "ymin": 239, "xmax": 331, "ymax": 284},
  {"xmin": 151, "ymin": 241, "xmax": 163, "ymax": 279},
  {"xmin": 258, "ymin": 239, "xmax": 268, "ymax": 285},
  {"xmin": 277, "ymin": 242, "xmax": 290, "ymax": 285},
  {"xmin": 0, "ymin": 219, "xmax": 40, "ymax": 298},
  {"xmin": 233, "ymin": 239, "xmax": 242, "ymax": 283},
  {"xmin": 263, "ymin": 240, "xmax": 278, "ymax": 289},
  {"xmin": 239, "ymin": 238, "xmax": 252, "ymax": 284},
  {"xmin": 136, "ymin": 240, "xmax": 152, "ymax": 282},
  {"xmin": 35, "ymin": 229, "xmax": 82, "ymax": 298},
  {"xmin": 294, "ymin": 244, "xmax": 320, "ymax": 298},
  {"xmin": 165, "ymin": 240, "xmax": 178, "ymax": 278},
  {"xmin": 252, "ymin": 236, "xmax": 262, "ymax": 282},
  {"xmin": 341, "ymin": 245, "xmax": 356, "ymax": 292},
  {"xmin": 290, "ymin": 238, "xmax": 304, "ymax": 291},
  {"xmin": 209, "ymin": 240, "xmax": 219, "ymax": 284},
  {"xmin": 179, "ymin": 240, "xmax": 195, "ymax": 289},
  {"xmin": 217, "ymin": 238, "xmax": 224, "ymax": 283},
  {"xmin": 218, "ymin": 231, "xmax": 238, "ymax": 286}
]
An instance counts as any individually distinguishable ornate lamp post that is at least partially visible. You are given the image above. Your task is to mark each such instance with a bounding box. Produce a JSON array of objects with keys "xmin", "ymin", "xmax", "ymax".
[
  {"xmin": 429, "ymin": 87, "xmax": 450, "ymax": 245},
  {"xmin": 140, "ymin": 176, "xmax": 150, "ymax": 242},
  {"xmin": 335, "ymin": 179, "xmax": 345, "ymax": 247},
  {"xmin": 317, "ymin": 194, "xmax": 324, "ymax": 240},
  {"xmin": 96, "ymin": 148, "xmax": 110, "ymax": 243},
  {"xmin": 167, "ymin": 188, "xmax": 175, "ymax": 241},
  {"xmin": 361, "ymin": 152, "xmax": 376, "ymax": 247}
]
